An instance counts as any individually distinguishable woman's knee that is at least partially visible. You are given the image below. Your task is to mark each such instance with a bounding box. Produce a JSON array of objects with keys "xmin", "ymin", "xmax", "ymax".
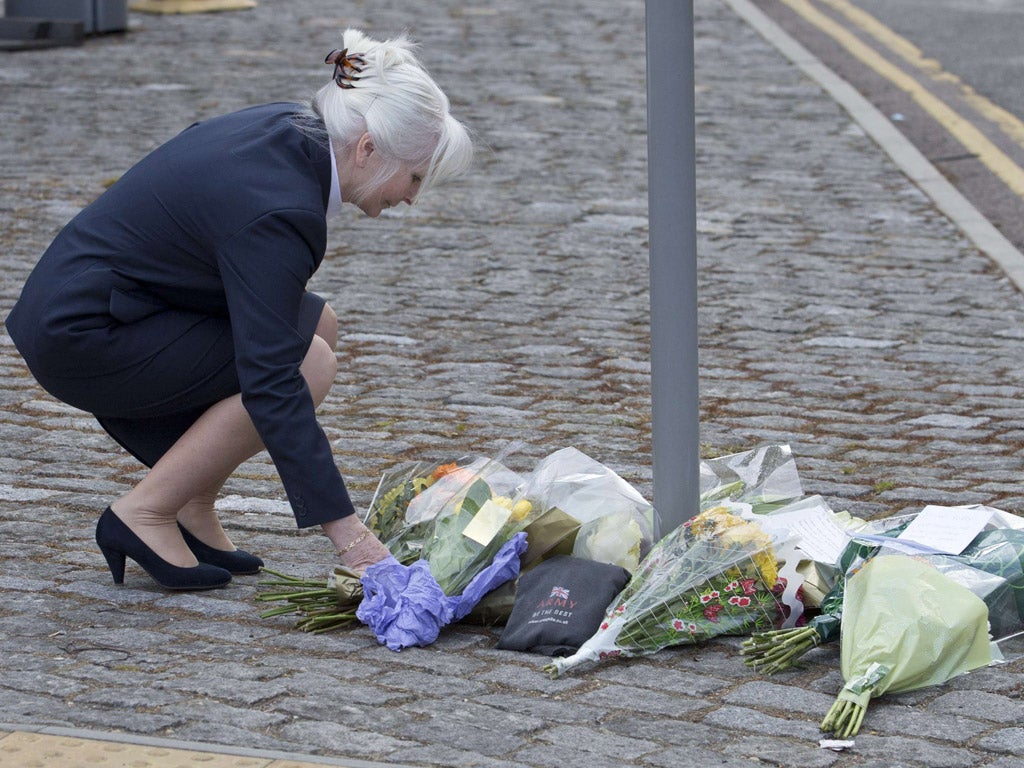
[
  {"xmin": 302, "ymin": 335, "xmax": 338, "ymax": 404},
  {"xmin": 315, "ymin": 303, "xmax": 339, "ymax": 352}
]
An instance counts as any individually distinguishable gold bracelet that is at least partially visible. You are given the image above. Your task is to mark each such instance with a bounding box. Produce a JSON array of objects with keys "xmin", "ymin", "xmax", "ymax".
[{"xmin": 336, "ymin": 528, "xmax": 370, "ymax": 558}]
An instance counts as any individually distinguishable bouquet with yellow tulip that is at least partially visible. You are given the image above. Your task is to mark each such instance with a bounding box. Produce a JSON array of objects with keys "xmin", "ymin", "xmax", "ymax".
[{"xmin": 257, "ymin": 454, "xmax": 533, "ymax": 637}]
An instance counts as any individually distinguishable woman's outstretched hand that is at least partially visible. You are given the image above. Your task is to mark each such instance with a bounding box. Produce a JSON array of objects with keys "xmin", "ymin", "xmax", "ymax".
[{"xmin": 322, "ymin": 515, "xmax": 391, "ymax": 575}]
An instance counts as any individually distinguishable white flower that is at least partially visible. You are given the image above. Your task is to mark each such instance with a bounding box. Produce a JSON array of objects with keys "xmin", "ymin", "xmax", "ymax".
[{"xmin": 574, "ymin": 512, "xmax": 643, "ymax": 571}]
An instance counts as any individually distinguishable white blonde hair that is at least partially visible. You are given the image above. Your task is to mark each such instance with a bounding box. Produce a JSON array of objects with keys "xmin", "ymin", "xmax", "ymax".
[{"xmin": 311, "ymin": 29, "xmax": 473, "ymax": 201}]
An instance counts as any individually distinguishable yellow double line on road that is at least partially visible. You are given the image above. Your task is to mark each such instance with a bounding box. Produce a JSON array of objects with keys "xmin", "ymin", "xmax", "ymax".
[{"xmin": 781, "ymin": 0, "xmax": 1024, "ymax": 200}]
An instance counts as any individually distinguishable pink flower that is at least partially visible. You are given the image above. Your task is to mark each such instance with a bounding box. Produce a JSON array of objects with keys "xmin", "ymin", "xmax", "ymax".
[
  {"xmin": 700, "ymin": 593, "xmax": 714, "ymax": 604},
  {"xmin": 726, "ymin": 581, "xmax": 739, "ymax": 592},
  {"xmin": 771, "ymin": 576, "xmax": 788, "ymax": 595},
  {"xmin": 740, "ymin": 578, "xmax": 758, "ymax": 595},
  {"xmin": 672, "ymin": 618, "xmax": 686, "ymax": 631},
  {"xmin": 703, "ymin": 604, "xmax": 723, "ymax": 622},
  {"xmin": 728, "ymin": 595, "xmax": 751, "ymax": 607}
]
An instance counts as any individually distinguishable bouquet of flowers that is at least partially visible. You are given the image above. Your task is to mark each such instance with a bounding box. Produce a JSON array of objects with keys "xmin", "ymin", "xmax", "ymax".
[
  {"xmin": 742, "ymin": 506, "xmax": 1024, "ymax": 674},
  {"xmin": 361, "ymin": 458, "xmax": 470, "ymax": 565},
  {"xmin": 740, "ymin": 512, "xmax": 915, "ymax": 674},
  {"xmin": 416, "ymin": 471, "xmax": 533, "ymax": 595},
  {"xmin": 257, "ymin": 455, "xmax": 478, "ymax": 632},
  {"xmin": 257, "ymin": 453, "xmax": 532, "ymax": 645},
  {"xmin": 819, "ymin": 551, "xmax": 1015, "ymax": 738},
  {"xmin": 698, "ymin": 443, "xmax": 804, "ymax": 515},
  {"xmin": 511, "ymin": 447, "xmax": 660, "ymax": 572},
  {"xmin": 543, "ymin": 505, "xmax": 802, "ymax": 678},
  {"xmin": 461, "ymin": 447, "xmax": 660, "ymax": 626},
  {"xmin": 366, "ymin": 454, "xmax": 525, "ymax": 567}
]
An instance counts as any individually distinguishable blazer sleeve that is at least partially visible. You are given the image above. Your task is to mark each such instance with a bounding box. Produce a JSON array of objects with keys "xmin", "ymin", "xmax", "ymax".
[{"xmin": 216, "ymin": 209, "xmax": 355, "ymax": 528}]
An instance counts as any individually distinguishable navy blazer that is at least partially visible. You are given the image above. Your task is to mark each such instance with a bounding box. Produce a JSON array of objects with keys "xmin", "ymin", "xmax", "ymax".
[{"xmin": 6, "ymin": 103, "xmax": 355, "ymax": 527}]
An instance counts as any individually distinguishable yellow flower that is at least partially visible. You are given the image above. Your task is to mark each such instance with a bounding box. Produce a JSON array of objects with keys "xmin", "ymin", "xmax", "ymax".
[
  {"xmin": 752, "ymin": 550, "xmax": 778, "ymax": 588},
  {"xmin": 690, "ymin": 506, "xmax": 747, "ymax": 540},
  {"xmin": 488, "ymin": 497, "xmax": 532, "ymax": 521},
  {"xmin": 691, "ymin": 506, "xmax": 778, "ymax": 586},
  {"xmin": 511, "ymin": 499, "xmax": 533, "ymax": 521}
]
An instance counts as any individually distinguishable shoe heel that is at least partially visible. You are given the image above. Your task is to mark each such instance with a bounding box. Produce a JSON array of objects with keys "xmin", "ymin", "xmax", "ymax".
[{"xmin": 99, "ymin": 545, "xmax": 126, "ymax": 584}]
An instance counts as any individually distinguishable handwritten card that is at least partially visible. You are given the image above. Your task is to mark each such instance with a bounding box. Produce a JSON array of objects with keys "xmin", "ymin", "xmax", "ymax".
[
  {"xmin": 752, "ymin": 497, "xmax": 851, "ymax": 565},
  {"xmin": 896, "ymin": 505, "xmax": 994, "ymax": 554}
]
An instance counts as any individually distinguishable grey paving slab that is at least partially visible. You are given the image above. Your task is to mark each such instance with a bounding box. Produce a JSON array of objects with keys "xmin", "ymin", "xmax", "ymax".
[{"xmin": 1, "ymin": 0, "xmax": 1023, "ymax": 766}]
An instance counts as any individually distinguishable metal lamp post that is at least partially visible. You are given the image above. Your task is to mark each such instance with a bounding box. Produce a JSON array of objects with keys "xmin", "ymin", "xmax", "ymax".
[{"xmin": 645, "ymin": 0, "xmax": 700, "ymax": 532}]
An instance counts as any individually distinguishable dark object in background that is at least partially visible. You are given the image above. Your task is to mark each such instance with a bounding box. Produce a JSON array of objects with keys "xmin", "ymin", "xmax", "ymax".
[
  {"xmin": 2, "ymin": 0, "xmax": 126, "ymax": 49},
  {"xmin": 0, "ymin": 17, "xmax": 84, "ymax": 50},
  {"xmin": 496, "ymin": 556, "xmax": 631, "ymax": 657}
]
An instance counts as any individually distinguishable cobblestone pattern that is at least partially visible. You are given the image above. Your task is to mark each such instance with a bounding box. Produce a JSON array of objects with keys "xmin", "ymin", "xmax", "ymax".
[{"xmin": 0, "ymin": 0, "xmax": 1022, "ymax": 766}]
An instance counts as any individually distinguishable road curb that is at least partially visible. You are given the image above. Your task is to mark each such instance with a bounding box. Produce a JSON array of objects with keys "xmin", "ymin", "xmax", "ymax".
[{"xmin": 0, "ymin": 723, "xmax": 411, "ymax": 768}]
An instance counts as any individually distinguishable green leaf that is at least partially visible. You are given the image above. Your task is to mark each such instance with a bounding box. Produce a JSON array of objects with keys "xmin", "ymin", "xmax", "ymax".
[{"xmin": 459, "ymin": 478, "xmax": 493, "ymax": 517}]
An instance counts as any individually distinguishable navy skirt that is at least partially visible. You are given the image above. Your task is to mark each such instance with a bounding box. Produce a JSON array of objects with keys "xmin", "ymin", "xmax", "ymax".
[{"xmin": 26, "ymin": 291, "xmax": 326, "ymax": 468}]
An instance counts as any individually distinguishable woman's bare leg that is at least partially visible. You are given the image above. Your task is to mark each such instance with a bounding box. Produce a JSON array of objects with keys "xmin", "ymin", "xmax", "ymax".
[
  {"xmin": 176, "ymin": 306, "xmax": 343, "ymax": 552},
  {"xmin": 110, "ymin": 306, "xmax": 340, "ymax": 567},
  {"xmin": 176, "ymin": 490, "xmax": 232, "ymax": 550}
]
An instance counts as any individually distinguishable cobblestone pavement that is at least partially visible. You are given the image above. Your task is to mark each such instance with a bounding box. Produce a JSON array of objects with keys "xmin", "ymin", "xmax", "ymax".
[{"xmin": 1, "ymin": 0, "xmax": 1023, "ymax": 766}]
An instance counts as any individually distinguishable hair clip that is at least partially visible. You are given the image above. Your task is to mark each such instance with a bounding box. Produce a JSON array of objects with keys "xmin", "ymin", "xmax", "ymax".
[{"xmin": 325, "ymin": 48, "xmax": 366, "ymax": 89}]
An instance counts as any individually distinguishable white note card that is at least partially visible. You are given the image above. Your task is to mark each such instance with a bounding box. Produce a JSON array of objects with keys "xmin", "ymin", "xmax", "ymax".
[
  {"xmin": 461, "ymin": 499, "xmax": 512, "ymax": 546},
  {"xmin": 756, "ymin": 502, "xmax": 851, "ymax": 565},
  {"xmin": 896, "ymin": 505, "xmax": 994, "ymax": 554}
]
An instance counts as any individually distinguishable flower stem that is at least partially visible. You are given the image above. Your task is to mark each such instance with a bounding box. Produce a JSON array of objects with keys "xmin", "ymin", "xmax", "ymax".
[
  {"xmin": 296, "ymin": 611, "xmax": 358, "ymax": 633},
  {"xmin": 256, "ymin": 567, "xmax": 363, "ymax": 634},
  {"xmin": 821, "ymin": 697, "xmax": 867, "ymax": 738},
  {"xmin": 258, "ymin": 605, "xmax": 303, "ymax": 618},
  {"xmin": 542, "ymin": 645, "xmax": 602, "ymax": 679},
  {"xmin": 254, "ymin": 587, "xmax": 336, "ymax": 602},
  {"xmin": 259, "ymin": 568, "xmax": 324, "ymax": 584},
  {"xmin": 740, "ymin": 626, "xmax": 821, "ymax": 674}
]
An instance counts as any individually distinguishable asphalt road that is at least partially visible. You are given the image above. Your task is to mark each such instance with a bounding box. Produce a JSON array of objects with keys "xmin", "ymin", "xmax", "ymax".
[
  {"xmin": 753, "ymin": 0, "xmax": 1024, "ymax": 256},
  {"xmin": 853, "ymin": 0, "xmax": 1024, "ymax": 121}
]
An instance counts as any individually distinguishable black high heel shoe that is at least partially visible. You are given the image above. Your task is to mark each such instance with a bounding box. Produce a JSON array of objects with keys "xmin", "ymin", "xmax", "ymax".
[
  {"xmin": 95, "ymin": 507, "xmax": 232, "ymax": 590},
  {"xmin": 178, "ymin": 524, "xmax": 264, "ymax": 575}
]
